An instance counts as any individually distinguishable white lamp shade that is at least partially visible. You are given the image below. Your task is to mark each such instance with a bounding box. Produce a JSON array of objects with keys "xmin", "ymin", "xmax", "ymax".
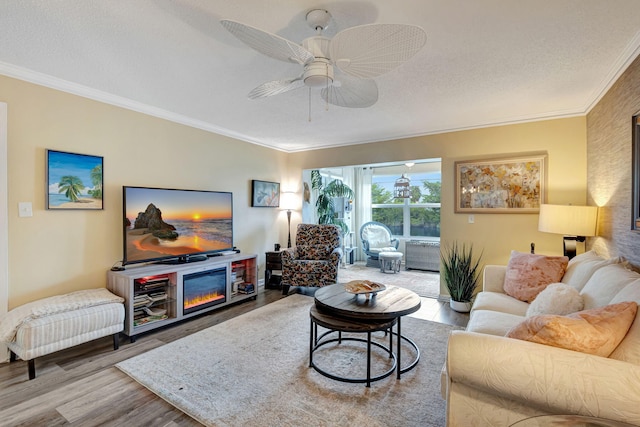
[
  {"xmin": 280, "ymin": 191, "xmax": 299, "ymax": 211},
  {"xmin": 538, "ymin": 204, "xmax": 598, "ymax": 237}
]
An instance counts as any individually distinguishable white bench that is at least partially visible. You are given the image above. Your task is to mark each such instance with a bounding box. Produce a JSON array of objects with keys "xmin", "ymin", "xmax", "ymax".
[{"xmin": 1, "ymin": 288, "xmax": 125, "ymax": 379}]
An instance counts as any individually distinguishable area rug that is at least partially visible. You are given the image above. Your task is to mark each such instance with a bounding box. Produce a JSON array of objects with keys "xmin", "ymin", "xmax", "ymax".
[
  {"xmin": 339, "ymin": 262, "xmax": 441, "ymax": 298},
  {"xmin": 117, "ymin": 294, "xmax": 459, "ymax": 427}
]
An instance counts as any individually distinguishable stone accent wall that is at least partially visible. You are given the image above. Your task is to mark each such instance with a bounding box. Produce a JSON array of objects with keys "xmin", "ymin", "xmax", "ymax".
[{"xmin": 587, "ymin": 54, "xmax": 640, "ymax": 267}]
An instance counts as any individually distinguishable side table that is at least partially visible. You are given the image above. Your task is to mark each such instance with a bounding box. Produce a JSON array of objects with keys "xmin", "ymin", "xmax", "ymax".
[
  {"xmin": 341, "ymin": 246, "xmax": 357, "ymax": 267},
  {"xmin": 265, "ymin": 251, "xmax": 282, "ymax": 289}
]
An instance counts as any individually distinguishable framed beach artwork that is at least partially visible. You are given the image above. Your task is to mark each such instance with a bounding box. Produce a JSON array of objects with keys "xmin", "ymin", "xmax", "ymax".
[
  {"xmin": 251, "ymin": 180, "xmax": 280, "ymax": 207},
  {"xmin": 46, "ymin": 149, "xmax": 103, "ymax": 210},
  {"xmin": 455, "ymin": 153, "xmax": 547, "ymax": 213}
]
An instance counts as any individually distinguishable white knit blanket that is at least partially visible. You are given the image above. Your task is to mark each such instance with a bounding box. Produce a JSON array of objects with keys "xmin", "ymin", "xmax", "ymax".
[{"xmin": 0, "ymin": 288, "xmax": 124, "ymax": 342}]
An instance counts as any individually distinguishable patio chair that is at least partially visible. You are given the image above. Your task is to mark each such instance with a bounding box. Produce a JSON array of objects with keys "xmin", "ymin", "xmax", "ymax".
[{"xmin": 360, "ymin": 221, "xmax": 400, "ymax": 267}]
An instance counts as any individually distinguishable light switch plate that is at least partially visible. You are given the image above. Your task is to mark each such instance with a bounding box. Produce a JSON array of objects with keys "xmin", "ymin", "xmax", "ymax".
[
  {"xmin": 18, "ymin": 202, "xmax": 33, "ymax": 217},
  {"xmin": 468, "ymin": 214, "xmax": 474, "ymax": 224}
]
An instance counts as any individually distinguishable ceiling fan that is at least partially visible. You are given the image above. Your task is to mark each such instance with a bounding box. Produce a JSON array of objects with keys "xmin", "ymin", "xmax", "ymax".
[{"xmin": 220, "ymin": 9, "xmax": 427, "ymax": 108}]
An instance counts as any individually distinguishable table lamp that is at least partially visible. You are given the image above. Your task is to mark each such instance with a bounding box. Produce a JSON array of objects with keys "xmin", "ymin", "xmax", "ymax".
[{"xmin": 538, "ymin": 204, "xmax": 598, "ymax": 259}]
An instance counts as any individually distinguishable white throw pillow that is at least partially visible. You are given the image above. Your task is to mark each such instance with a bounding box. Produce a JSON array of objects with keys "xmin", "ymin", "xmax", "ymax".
[
  {"xmin": 365, "ymin": 227, "xmax": 391, "ymax": 249},
  {"xmin": 580, "ymin": 263, "xmax": 640, "ymax": 310},
  {"xmin": 561, "ymin": 250, "xmax": 620, "ymax": 291},
  {"xmin": 526, "ymin": 283, "xmax": 584, "ymax": 317}
]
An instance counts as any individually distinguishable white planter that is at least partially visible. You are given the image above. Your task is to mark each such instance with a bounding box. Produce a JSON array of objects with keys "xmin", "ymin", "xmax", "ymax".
[{"xmin": 449, "ymin": 299, "xmax": 472, "ymax": 313}]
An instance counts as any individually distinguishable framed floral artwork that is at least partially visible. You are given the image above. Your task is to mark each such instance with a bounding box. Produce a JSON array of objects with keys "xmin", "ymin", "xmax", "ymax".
[
  {"xmin": 455, "ymin": 153, "xmax": 547, "ymax": 213},
  {"xmin": 46, "ymin": 149, "xmax": 103, "ymax": 210},
  {"xmin": 251, "ymin": 180, "xmax": 280, "ymax": 207}
]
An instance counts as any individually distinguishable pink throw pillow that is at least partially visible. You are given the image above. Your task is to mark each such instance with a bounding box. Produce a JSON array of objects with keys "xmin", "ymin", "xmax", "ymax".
[
  {"xmin": 506, "ymin": 301, "xmax": 638, "ymax": 357},
  {"xmin": 503, "ymin": 251, "xmax": 568, "ymax": 302}
]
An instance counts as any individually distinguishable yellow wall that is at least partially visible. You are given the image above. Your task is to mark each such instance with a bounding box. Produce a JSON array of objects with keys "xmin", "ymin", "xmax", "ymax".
[
  {"xmin": 2, "ymin": 75, "xmax": 289, "ymax": 308},
  {"xmin": 2, "ymin": 73, "xmax": 588, "ymax": 307},
  {"xmin": 290, "ymin": 117, "xmax": 588, "ymax": 293}
]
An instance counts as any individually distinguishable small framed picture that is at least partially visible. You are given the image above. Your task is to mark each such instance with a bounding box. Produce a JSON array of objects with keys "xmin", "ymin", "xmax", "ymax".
[
  {"xmin": 251, "ymin": 180, "xmax": 280, "ymax": 207},
  {"xmin": 46, "ymin": 149, "xmax": 103, "ymax": 210}
]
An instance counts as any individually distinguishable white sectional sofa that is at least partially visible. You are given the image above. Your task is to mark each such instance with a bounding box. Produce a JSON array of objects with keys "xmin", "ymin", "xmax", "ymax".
[{"xmin": 442, "ymin": 251, "xmax": 640, "ymax": 426}]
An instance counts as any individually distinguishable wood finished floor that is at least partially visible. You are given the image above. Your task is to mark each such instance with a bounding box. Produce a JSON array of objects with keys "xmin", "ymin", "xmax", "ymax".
[{"xmin": 0, "ymin": 287, "xmax": 468, "ymax": 426}]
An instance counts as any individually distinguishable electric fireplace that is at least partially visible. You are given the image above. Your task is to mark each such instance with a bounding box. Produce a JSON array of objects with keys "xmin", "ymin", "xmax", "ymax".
[{"xmin": 183, "ymin": 267, "xmax": 227, "ymax": 315}]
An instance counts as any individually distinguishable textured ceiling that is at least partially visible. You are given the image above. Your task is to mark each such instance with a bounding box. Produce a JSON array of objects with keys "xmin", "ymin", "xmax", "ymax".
[{"xmin": 1, "ymin": 1, "xmax": 640, "ymax": 152}]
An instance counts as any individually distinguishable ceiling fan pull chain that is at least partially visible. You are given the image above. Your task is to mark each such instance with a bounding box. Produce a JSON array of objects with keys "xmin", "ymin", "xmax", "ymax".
[
  {"xmin": 325, "ymin": 63, "xmax": 329, "ymax": 111},
  {"xmin": 308, "ymin": 87, "xmax": 312, "ymax": 122}
]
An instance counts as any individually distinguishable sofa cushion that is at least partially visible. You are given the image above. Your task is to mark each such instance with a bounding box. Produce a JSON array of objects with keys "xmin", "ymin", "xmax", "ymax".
[
  {"xmin": 503, "ymin": 251, "xmax": 569, "ymax": 303},
  {"xmin": 363, "ymin": 227, "xmax": 391, "ymax": 249},
  {"xmin": 561, "ymin": 250, "xmax": 619, "ymax": 291},
  {"xmin": 526, "ymin": 283, "xmax": 584, "ymax": 317},
  {"xmin": 506, "ymin": 301, "xmax": 638, "ymax": 357},
  {"xmin": 609, "ymin": 280, "xmax": 640, "ymax": 364},
  {"xmin": 368, "ymin": 246, "xmax": 399, "ymax": 254},
  {"xmin": 579, "ymin": 263, "xmax": 640, "ymax": 310},
  {"xmin": 471, "ymin": 291, "xmax": 529, "ymax": 317},
  {"xmin": 466, "ymin": 309, "xmax": 525, "ymax": 336}
]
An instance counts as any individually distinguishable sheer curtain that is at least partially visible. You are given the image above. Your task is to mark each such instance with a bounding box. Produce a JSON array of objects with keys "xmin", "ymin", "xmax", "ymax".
[{"xmin": 353, "ymin": 167, "xmax": 372, "ymax": 262}]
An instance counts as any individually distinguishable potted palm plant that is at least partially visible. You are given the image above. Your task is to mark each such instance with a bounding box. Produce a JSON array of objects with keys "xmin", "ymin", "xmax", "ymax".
[
  {"xmin": 440, "ymin": 242, "xmax": 482, "ymax": 313},
  {"xmin": 311, "ymin": 170, "xmax": 354, "ymax": 236}
]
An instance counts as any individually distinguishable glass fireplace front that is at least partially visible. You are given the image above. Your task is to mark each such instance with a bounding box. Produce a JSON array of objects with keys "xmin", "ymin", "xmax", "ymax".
[{"xmin": 182, "ymin": 267, "xmax": 227, "ymax": 315}]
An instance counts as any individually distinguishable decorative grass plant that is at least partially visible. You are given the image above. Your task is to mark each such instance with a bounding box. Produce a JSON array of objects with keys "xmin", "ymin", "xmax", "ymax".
[{"xmin": 440, "ymin": 242, "xmax": 482, "ymax": 304}]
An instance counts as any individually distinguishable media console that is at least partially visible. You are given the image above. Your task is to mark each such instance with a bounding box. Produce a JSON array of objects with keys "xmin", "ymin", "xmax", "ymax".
[{"xmin": 107, "ymin": 253, "xmax": 257, "ymax": 339}]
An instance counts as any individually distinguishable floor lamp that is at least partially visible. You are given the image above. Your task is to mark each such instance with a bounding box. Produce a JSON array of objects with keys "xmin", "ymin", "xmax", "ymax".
[
  {"xmin": 538, "ymin": 204, "xmax": 598, "ymax": 259},
  {"xmin": 280, "ymin": 192, "xmax": 297, "ymax": 248}
]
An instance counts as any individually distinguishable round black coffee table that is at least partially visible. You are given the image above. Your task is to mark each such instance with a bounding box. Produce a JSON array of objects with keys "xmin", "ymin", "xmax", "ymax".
[{"xmin": 314, "ymin": 283, "xmax": 421, "ymax": 379}]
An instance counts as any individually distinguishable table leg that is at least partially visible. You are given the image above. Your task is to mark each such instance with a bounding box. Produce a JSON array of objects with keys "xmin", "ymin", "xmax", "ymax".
[
  {"xmin": 396, "ymin": 317, "xmax": 402, "ymax": 379},
  {"xmin": 309, "ymin": 316, "xmax": 314, "ymax": 368},
  {"xmin": 367, "ymin": 331, "xmax": 372, "ymax": 387}
]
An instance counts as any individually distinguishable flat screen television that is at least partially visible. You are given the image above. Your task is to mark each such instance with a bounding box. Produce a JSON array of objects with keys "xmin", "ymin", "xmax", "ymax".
[{"xmin": 122, "ymin": 186, "xmax": 233, "ymax": 266}]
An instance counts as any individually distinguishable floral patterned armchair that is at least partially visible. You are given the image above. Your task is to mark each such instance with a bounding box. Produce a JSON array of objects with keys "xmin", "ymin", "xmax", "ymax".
[{"xmin": 281, "ymin": 224, "xmax": 342, "ymax": 295}]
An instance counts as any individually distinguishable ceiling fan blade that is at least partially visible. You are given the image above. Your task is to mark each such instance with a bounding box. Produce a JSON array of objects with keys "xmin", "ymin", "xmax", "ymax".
[
  {"xmin": 248, "ymin": 77, "xmax": 305, "ymax": 99},
  {"xmin": 220, "ymin": 20, "xmax": 314, "ymax": 65},
  {"xmin": 330, "ymin": 24, "xmax": 427, "ymax": 79},
  {"xmin": 321, "ymin": 74, "xmax": 378, "ymax": 108}
]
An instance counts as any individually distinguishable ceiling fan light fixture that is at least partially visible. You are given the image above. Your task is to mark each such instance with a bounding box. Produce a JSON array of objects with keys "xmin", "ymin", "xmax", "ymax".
[{"xmin": 304, "ymin": 60, "xmax": 334, "ymax": 87}]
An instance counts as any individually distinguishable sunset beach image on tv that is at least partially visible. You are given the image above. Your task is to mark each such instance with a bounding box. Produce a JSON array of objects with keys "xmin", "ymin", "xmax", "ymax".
[{"xmin": 123, "ymin": 186, "xmax": 233, "ymax": 265}]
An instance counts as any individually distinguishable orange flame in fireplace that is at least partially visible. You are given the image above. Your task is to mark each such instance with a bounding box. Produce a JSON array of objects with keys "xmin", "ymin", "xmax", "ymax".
[{"xmin": 184, "ymin": 291, "xmax": 225, "ymax": 309}]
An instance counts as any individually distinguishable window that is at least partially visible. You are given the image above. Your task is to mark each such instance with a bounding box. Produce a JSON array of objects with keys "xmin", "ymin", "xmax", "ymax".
[{"xmin": 371, "ymin": 161, "xmax": 441, "ymax": 238}]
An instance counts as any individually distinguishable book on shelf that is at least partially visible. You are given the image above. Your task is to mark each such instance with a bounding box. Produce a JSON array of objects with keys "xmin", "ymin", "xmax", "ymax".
[
  {"xmin": 133, "ymin": 313, "xmax": 168, "ymax": 326},
  {"xmin": 135, "ymin": 276, "xmax": 170, "ymax": 291},
  {"xmin": 148, "ymin": 291, "xmax": 167, "ymax": 302},
  {"xmin": 133, "ymin": 295, "xmax": 153, "ymax": 308},
  {"xmin": 135, "ymin": 277, "xmax": 166, "ymax": 284},
  {"xmin": 237, "ymin": 283, "xmax": 254, "ymax": 294}
]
